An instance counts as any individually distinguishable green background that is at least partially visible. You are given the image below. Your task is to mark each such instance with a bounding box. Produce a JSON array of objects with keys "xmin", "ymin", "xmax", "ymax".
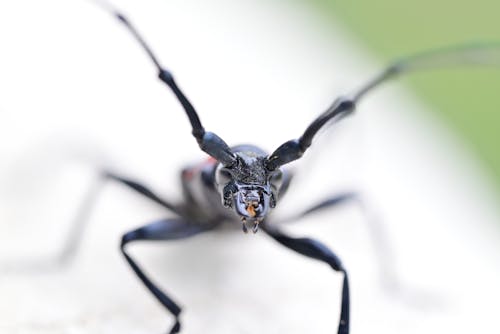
[{"xmin": 310, "ymin": 0, "xmax": 500, "ymax": 189}]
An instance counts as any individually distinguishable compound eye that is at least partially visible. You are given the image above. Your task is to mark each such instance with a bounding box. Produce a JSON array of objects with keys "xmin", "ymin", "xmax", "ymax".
[
  {"xmin": 269, "ymin": 170, "xmax": 283, "ymax": 190},
  {"xmin": 216, "ymin": 168, "xmax": 233, "ymax": 185}
]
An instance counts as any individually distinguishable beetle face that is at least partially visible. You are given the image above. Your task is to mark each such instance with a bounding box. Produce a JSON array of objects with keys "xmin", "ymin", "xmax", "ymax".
[
  {"xmin": 215, "ymin": 149, "xmax": 281, "ymax": 233},
  {"xmin": 233, "ymin": 182, "xmax": 272, "ymax": 216}
]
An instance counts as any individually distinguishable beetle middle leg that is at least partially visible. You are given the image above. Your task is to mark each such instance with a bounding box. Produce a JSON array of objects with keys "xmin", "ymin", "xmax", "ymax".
[
  {"xmin": 103, "ymin": 171, "xmax": 184, "ymax": 215},
  {"xmin": 56, "ymin": 170, "xmax": 185, "ymax": 265},
  {"xmin": 121, "ymin": 218, "xmax": 212, "ymax": 334},
  {"xmin": 2, "ymin": 170, "xmax": 185, "ymax": 273}
]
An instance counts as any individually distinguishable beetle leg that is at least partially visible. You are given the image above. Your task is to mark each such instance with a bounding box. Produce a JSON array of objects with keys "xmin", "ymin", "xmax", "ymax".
[
  {"xmin": 291, "ymin": 192, "xmax": 358, "ymax": 219},
  {"xmin": 103, "ymin": 171, "xmax": 183, "ymax": 215},
  {"xmin": 279, "ymin": 192, "xmax": 398, "ymax": 291},
  {"xmin": 55, "ymin": 170, "xmax": 185, "ymax": 265},
  {"xmin": 0, "ymin": 171, "xmax": 186, "ymax": 273},
  {"xmin": 121, "ymin": 218, "xmax": 211, "ymax": 334},
  {"xmin": 262, "ymin": 225, "xmax": 350, "ymax": 334}
]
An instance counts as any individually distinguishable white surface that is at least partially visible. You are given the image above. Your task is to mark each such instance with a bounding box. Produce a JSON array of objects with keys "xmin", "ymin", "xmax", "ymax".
[{"xmin": 1, "ymin": 0, "xmax": 500, "ymax": 333}]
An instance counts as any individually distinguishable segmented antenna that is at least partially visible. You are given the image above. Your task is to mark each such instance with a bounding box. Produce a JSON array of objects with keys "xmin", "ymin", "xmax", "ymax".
[
  {"xmin": 266, "ymin": 42, "xmax": 500, "ymax": 170},
  {"xmin": 92, "ymin": 0, "xmax": 237, "ymax": 166}
]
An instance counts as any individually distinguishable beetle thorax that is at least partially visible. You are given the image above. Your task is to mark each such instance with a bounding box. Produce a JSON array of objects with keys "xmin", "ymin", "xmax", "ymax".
[{"xmin": 232, "ymin": 151, "xmax": 268, "ymax": 185}]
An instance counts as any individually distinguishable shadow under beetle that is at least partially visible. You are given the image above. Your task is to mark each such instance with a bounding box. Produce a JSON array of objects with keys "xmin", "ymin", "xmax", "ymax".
[{"xmin": 67, "ymin": 2, "xmax": 500, "ymax": 333}]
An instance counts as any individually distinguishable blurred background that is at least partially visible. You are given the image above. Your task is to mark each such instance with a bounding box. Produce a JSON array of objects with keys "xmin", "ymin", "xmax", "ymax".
[
  {"xmin": 314, "ymin": 0, "xmax": 500, "ymax": 188},
  {"xmin": 0, "ymin": 0, "xmax": 499, "ymax": 333}
]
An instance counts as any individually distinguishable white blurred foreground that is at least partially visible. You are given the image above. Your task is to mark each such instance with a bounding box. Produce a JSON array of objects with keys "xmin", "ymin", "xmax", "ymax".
[{"xmin": 1, "ymin": 0, "xmax": 500, "ymax": 333}]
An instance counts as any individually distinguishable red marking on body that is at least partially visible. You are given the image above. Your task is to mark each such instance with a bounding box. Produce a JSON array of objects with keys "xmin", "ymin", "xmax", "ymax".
[{"xmin": 182, "ymin": 156, "xmax": 217, "ymax": 181}]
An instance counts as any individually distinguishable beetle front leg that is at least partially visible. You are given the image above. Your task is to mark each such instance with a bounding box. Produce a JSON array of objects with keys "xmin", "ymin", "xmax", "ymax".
[
  {"xmin": 279, "ymin": 192, "xmax": 398, "ymax": 290},
  {"xmin": 262, "ymin": 225, "xmax": 350, "ymax": 334},
  {"xmin": 121, "ymin": 218, "xmax": 211, "ymax": 334}
]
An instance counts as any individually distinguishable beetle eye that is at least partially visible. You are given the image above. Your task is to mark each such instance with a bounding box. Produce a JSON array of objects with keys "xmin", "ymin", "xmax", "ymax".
[
  {"xmin": 216, "ymin": 168, "xmax": 233, "ymax": 185},
  {"xmin": 269, "ymin": 171, "xmax": 283, "ymax": 190}
]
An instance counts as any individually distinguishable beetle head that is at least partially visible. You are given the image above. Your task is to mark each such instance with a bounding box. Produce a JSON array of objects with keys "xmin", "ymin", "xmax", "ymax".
[{"xmin": 215, "ymin": 148, "xmax": 283, "ymax": 233}]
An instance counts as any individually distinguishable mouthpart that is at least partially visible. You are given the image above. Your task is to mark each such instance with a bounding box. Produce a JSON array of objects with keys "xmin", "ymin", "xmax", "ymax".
[{"xmin": 240, "ymin": 216, "xmax": 264, "ymax": 234}]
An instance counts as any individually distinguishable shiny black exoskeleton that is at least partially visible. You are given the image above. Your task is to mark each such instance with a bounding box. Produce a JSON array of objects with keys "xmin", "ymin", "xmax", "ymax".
[
  {"xmin": 74, "ymin": 3, "xmax": 500, "ymax": 334},
  {"xmin": 181, "ymin": 145, "xmax": 291, "ymax": 234}
]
